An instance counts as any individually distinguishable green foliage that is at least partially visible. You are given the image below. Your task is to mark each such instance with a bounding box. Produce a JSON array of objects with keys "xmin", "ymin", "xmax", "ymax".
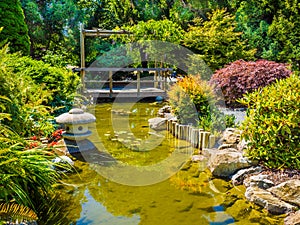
[
  {"xmin": 119, "ymin": 19, "xmax": 184, "ymax": 44},
  {"xmin": 6, "ymin": 53, "xmax": 80, "ymax": 115},
  {"xmin": 90, "ymin": 0, "xmax": 197, "ymax": 27},
  {"xmin": 239, "ymin": 74, "xmax": 300, "ymax": 169},
  {"xmin": 0, "ymin": 115, "xmax": 61, "ymax": 210},
  {"xmin": 111, "ymin": 19, "xmax": 184, "ymax": 68},
  {"xmin": 168, "ymin": 75, "xmax": 230, "ymax": 132},
  {"xmin": 0, "ymin": 93, "xmax": 73, "ymax": 223},
  {"xmin": 169, "ymin": 1, "xmax": 194, "ymax": 30},
  {"xmin": 230, "ymin": 0, "xmax": 273, "ymax": 59},
  {"xmin": 230, "ymin": 0, "xmax": 300, "ymax": 69},
  {"xmin": 21, "ymin": 0, "xmax": 82, "ymax": 62},
  {"xmin": 35, "ymin": 194, "xmax": 74, "ymax": 225},
  {"xmin": 189, "ymin": 0, "xmax": 230, "ymax": 10},
  {"xmin": 266, "ymin": 2, "xmax": 300, "ymax": 68},
  {"xmin": 0, "ymin": 0, "xmax": 30, "ymax": 55},
  {"xmin": 183, "ymin": 8, "xmax": 256, "ymax": 71},
  {"xmin": 0, "ymin": 44, "xmax": 80, "ymax": 137},
  {"xmin": 210, "ymin": 59, "xmax": 292, "ymax": 108},
  {"xmin": 0, "ymin": 109, "xmax": 73, "ymax": 224},
  {"xmin": 42, "ymin": 49, "xmax": 78, "ymax": 67},
  {"xmin": 106, "ymin": 0, "xmax": 138, "ymax": 25},
  {"xmin": 0, "ymin": 46, "xmax": 55, "ymax": 137}
]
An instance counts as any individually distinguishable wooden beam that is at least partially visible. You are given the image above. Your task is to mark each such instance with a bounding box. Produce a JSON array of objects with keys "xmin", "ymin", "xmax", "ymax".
[
  {"xmin": 83, "ymin": 29, "xmax": 131, "ymax": 37},
  {"xmin": 82, "ymin": 67, "xmax": 173, "ymax": 72}
]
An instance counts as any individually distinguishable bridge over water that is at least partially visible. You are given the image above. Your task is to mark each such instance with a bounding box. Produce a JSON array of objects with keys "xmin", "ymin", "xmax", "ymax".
[
  {"xmin": 78, "ymin": 26, "xmax": 176, "ymax": 100},
  {"xmin": 78, "ymin": 67, "xmax": 175, "ymax": 100}
]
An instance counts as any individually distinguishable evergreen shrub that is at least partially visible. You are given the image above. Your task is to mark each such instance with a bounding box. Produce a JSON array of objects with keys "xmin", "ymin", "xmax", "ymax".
[
  {"xmin": 6, "ymin": 54, "xmax": 80, "ymax": 115},
  {"xmin": 168, "ymin": 75, "xmax": 233, "ymax": 132},
  {"xmin": 239, "ymin": 74, "xmax": 300, "ymax": 169},
  {"xmin": 210, "ymin": 59, "xmax": 292, "ymax": 108},
  {"xmin": 0, "ymin": 46, "xmax": 55, "ymax": 137}
]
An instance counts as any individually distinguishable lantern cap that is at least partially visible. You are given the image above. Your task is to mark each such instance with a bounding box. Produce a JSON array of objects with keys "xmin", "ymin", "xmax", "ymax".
[{"xmin": 55, "ymin": 108, "xmax": 96, "ymax": 124}]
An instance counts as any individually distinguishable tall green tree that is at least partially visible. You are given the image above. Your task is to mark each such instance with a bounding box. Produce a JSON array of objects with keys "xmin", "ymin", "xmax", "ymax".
[
  {"xmin": 266, "ymin": 0, "xmax": 300, "ymax": 68},
  {"xmin": 21, "ymin": 0, "xmax": 83, "ymax": 64},
  {"xmin": 230, "ymin": 0, "xmax": 300, "ymax": 68},
  {"xmin": 183, "ymin": 9, "xmax": 256, "ymax": 71},
  {"xmin": 114, "ymin": 19, "xmax": 184, "ymax": 68},
  {"xmin": 0, "ymin": 0, "xmax": 30, "ymax": 55}
]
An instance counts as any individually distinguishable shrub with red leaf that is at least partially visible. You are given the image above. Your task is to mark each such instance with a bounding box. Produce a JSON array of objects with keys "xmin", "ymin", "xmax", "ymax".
[{"xmin": 210, "ymin": 59, "xmax": 292, "ymax": 108}]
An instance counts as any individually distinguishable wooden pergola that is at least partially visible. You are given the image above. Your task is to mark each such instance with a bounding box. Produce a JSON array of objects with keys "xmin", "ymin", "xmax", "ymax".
[
  {"xmin": 79, "ymin": 23, "xmax": 130, "ymax": 89},
  {"xmin": 79, "ymin": 24, "xmax": 173, "ymax": 98}
]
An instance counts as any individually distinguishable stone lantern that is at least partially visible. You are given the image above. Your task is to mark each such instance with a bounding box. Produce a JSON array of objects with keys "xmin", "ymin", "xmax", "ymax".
[{"xmin": 55, "ymin": 108, "xmax": 96, "ymax": 142}]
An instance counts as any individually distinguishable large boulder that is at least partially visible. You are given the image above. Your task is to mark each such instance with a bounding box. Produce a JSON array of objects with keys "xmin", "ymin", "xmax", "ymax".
[
  {"xmin": 268, "ymin": 180, "xmax": 300, "ymax": 207},
  {"xmin": 218, "ymin": 128, "xmax": 242, "ymax": 150},
  {"xmin": 220, "ymin": 128, "xmax": 242, "ymax": 144},
  {"xmin": 245, "ymin": 187, "xmax": 297, "ymax": 214},
  {"xmin": 157, "ymin": 105, "xmax": 172, "ymax": 117},
  {"xmin": 208, "ymin": 149, "xmax": 252, "ymax": 178},
  {"xmin": 148, "ymin": 117, "xmax": 167, "ymax": 130},
  {"xmin": 284, "ymin": 210, "xmax": 300, "ymax": 225},
  {"xmin": 231, "ymin": 166, "xmax": 263, "ymax": 186},
  {"xmin": 244, "ymin": 174, "xmax": 274, "ymax": 189}
]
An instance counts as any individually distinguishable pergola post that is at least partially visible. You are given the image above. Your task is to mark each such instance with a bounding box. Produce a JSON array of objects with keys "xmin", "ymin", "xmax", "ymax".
[
  {"xmin": 80, "ymin": 23, "xmax": 86, "ymax": 90},
  {"xmin": 109, "ymin": 70, "xmax": 113, "ymax": 98},
  {"xmin": 137, "ymin": 71, "xmax": 141, "ymax": 97},
  {"xmin": 79, "ymin": 25, "xmax": 130, "ymax": 91}
]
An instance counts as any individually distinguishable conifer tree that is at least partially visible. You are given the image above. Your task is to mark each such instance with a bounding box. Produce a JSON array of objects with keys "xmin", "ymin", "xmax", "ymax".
[{"xmin": 0, "ymin": 0, "xmax": 30, "ymax": 55}]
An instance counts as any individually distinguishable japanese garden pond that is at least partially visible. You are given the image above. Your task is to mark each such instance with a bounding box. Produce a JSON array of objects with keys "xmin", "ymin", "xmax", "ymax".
[{"xmin": 57, "ymin": 102, "xmax": 284, "ymax": 225}]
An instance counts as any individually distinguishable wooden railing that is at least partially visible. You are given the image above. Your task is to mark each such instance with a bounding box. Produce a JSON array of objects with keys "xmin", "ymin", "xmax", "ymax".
[{"xmin": 75, "ymin": 67, "xmax": 174, "ymax": 97}]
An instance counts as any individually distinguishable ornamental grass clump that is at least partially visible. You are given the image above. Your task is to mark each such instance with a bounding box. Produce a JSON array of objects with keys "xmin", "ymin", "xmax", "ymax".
[
  {"xmin": 210, "ymin": 59, "xmax": 292, "ymax": 108},
  {"xmin": 239, "ymin": 74, "xmax": 300, "ymax": 169}
]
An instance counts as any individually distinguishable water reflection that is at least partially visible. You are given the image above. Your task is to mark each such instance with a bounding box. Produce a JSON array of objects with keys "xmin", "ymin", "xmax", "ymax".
[
  {"xmin": 77, "ymin": 189, "xmax": 140, "ymax": 225},
  {"xmin": 57, "ymin": 103, "xmax": 283, "ymax": 225},
  {"xmin": 60, "ymin": 160, "xmax": 236, "ymax": 225}
]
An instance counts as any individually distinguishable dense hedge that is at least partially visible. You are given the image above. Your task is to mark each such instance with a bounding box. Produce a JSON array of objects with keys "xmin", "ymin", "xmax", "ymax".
[
  {"xmin": 0, "ymin": 46, "xmax": 80, "ymax": 137},
  {"xmin": 210, "ymin": 59, "xmax": 292, "ymax": 108},
  {"xmin": 239, "ymin": 74, "xmax": 300, "ymax": 169}
]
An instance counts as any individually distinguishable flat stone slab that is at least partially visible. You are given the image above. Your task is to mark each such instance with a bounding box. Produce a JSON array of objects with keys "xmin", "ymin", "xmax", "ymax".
[
  {"xmin": 268, "ymin": 179, "xmax": 300, "ymax": 207},
  {"xmin": 245, "ymin": 187, "xmax": 297, "ymax": 215}
]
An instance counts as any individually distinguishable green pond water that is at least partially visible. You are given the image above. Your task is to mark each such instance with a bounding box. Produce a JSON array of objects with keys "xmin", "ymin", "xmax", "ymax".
[{"xmin": 57, "ymin": 102, "xmax": 284, "ymax": 225}]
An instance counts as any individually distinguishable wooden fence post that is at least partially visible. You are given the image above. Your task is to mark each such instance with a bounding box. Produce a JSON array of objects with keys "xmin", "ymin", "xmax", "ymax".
[
  {"xmin": 202, "ymin": 132, "xmax": 210, "ymax": 149},
  {"xmin": 172, "ymin": 121, "xmax": 177, "ymax": 136},
  {"xmin": 209, "ymin": 135, "xmax": 216, "ymax": 148}
]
